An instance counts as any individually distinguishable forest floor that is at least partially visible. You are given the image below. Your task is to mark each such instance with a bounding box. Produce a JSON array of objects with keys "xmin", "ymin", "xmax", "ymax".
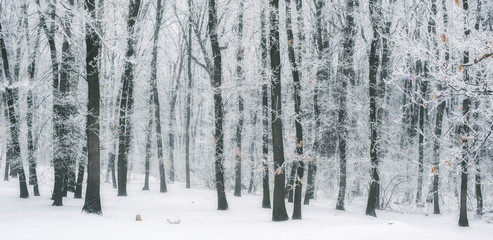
[{"xmin": 0, "ymin": 173, "xmax": 492, "ymax": 240}]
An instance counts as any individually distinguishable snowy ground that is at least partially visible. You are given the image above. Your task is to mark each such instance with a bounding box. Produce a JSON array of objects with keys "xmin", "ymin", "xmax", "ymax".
[{"xmin": 1, "ymin": 176, "xmax": 492, "ymax": 240}]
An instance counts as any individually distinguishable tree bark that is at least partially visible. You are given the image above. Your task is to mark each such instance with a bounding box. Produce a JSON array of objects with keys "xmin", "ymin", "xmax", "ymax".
[
  {"xmin": 150, "ymin": 0, "xmax": 167, "ymax": 193},
  {"xmin": 74, "ymin": 147, "xmax": 87, "ymax": 199},
  {"xmin": 143, "ymin": 114, "xmax": 152, "ymax": 191},
  {"xmin": 0, "ymin": 22, "xmax": 29, "ymax": 199},
  {"xmin": 260, "ymin": 7, "xmax": 271, "ymax": 209},
  {"xmin": 117, "ymin": 0, "xmax": 141, "ymax": 196},
  {"xmin": 185, "ymin": 0, "xmax": 193, "ymax": 189},
  {"xmin": 248, "ymin": 113, "xmax": 257, "ymax": 194},
  {"xmin": 209, "ymin": 0, "xmax": 228, "ymax": 210},
  {"xmin": 286, "ymin": 0, "xmax": 304, "ymax": 219},
  {"xmin": 458, "ymin": 0, "xmax": 470, "ymax": 227},
  {"xmin": 270, "ymin": 0, "xmax": 288, "ymax": 221},
  {"xmin": 234, "ymin": 1, "xmax": 245, "ymax": 197},
  {"xmin": 416, "ymin": 75, "xmax": 428, "ymax": 204},
  {"xmin": 25, "ymin": 9, "xmax": 41, "ymax": 196},
  {"xmin": 338, "ymin": 0, "xmax": 356, "ymax": 211},
  {"xmin": 366, "ymin": 0, "xmax": 380, "ymax": 217},
  {"xmin": 305, "ymin": 0, "xmax": 325, "ymax": 205},
  {"xmin": 36, "ymin": 0, "xmax": 64, "ymax": 206},
  {"xmin": 82, "ymin": 0, "xmax": 102, "ymax": 214}
]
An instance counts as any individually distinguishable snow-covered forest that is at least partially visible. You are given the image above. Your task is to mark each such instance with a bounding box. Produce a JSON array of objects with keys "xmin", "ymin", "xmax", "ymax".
[{"xmin": 1, "ymin": 0, "xmax": 493, "ymax": 238}]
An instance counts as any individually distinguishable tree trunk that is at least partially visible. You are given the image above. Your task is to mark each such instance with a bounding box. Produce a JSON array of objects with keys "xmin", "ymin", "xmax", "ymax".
[
  {"xmin": 473, "ymin": 0, "xmax": 483, "ymax": 218},
  {"xmin": 117, "ymin": 0, "xmax": 141, "ymax": 197},
  {"xmin": 459, "ymin": 97, "xmax": 470, "ymax": 227},
  {"xmin": 74, "ymin": 147, "xmax": 87, "ymax": 199},
  {"xmin": 366, "ymin": 0, "xmax": 380, "ymax": 217},
  {"xmin": 209, "ymin": 0, "xmax": 228, "ymax": 210},
  {"xmin": 150, "ymin": 0, "xmax": 167, "ymax": 193},
  {"xmin": 59, "ymin": 0, "xmax": 77, "ymax": 199},
  {"xmin": 475, "ymin": 154, "xmax": 483, "ymax": 216},
  {"xmin": 36, "ymin": 0, "xmax": 64, "ymax": 206},
  {"xmin": 0, "ymin": 22, "xmax": 29, "ymax": 198},
  {"xmin": 285, "ymin": 0, "xmax": 304, "ymax": 219},
  {"xmin": 270, "ymin": 0, "xmax": 288, "ymax": 221},
  {"xmin": 338, "ymin": 0, "xmax": 356, "ymax": 212},
  {"xmin": 26, "ymin": 17, "xmax": 41, "ymax": 197},
  {"xmin": 458, "ymin": 0, "xmax": 470, "ymax": 227},
  {"xmin": 305, "ymin": 0, "xmax": 325, "ymax": 205},
  {"xmin": 185, "ymin": 0, "xmax": 193, "ymax": 189},
  {"xmin": 234, "ymin": 1, "xmax": 245, "ymax": 197},
  {"xmin": 168, "ymin": 77, "xmax": 180, "ymax": 183},
  {"xmin": 143, "ymin": 113, "xmax": 152, "ymax": 191},
  {"xmin": 247, "ymin": 113, "xmax": 257, "ymax": 194},
  {"xmin": 260, "ymin": 6, "xmax": 271, "ymax": 209},
  {"xmin": 109, "ymin": 152, "xmax": 116, "ymax": 189},
  {"xmin": 431, "ymin": 99, "xmax": 445, "ymax": 214},
  {"xmin": 82, "ymin": 0, "xmax": 102, "ymax": 214},
  {"xmin": 416, "ymin": 75, "xmax": 428, "ymax": 204}
]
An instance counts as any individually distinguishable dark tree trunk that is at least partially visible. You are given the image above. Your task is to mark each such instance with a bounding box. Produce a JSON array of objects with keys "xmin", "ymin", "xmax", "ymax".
[
  {"xmin": 457, "ymin": 0, "xmax": 471, "ymax": 226},
  {"xmin": 260, "ymin": 7, "xmax": 271, "ymax": 209},
  {"xmin": 209, "ymin": 0, "xmax": 228, "ymax": 210},
  {"xmin": 185, "ymin": 0, "xmax": 193, "ymax": 189},
  {"xmin": 270, "ymin": 0, "xmax": 288, "ymax": 221},
  {"xmin": 458, "ymin": 0, "xmax": 470, "ymax": 227},
  {"xmin": 431, "ymin": 100, "xmax": 445, "ymax": 214},
  {"xmin": 150, "ymin": 0, "xmax": 167, "ymax": 193},
  {"xmin": 473, "ymin": 0, "xmax": 483, "ymax": 218},
  {"xmin": 475, "ymin": 155, "xmax": 483, "ymax": 216},
  {"xmin": 427, "ymin": 0, "xmax": 440, "ymax": 214},
  {"xmin": 109, "ymin": 152, "xmax": 116, "ymax": 189},
  {"xmin": 337, "ymin": 0, "xmax": 356, "ymax": 211},
  {"xmin": 286, "ymin": 0, "xmax": 304, "ymax": 219},
  {"xmin": 366, "ymin": 0, "xmax": 380, "ymax": 217},
  {"xmin": 74, "ymin": 147, "xmax": 87, "ymax": 199},
  {"xmin": 234, "ymin": 1, "xmax": 245, "ymax": 197},
  {"xmin": 459, "ymin": 97, "xmax": 470, "ymax": 227},
  {"xmin": 82, "ymin": 0, "xmax": 102, "ymax": 214},
  {"xmin": 3, "ymin": 108, "xmax": 10, "ymax": 181},
  {"xmin": 59, "ymin": 0, "xmax": 77, "ymax": 200},
  {"xmin": 0, "ymin": 22, "xmax": 29, "ymax": 198},
  {"xmin": 117, "ymin": 0, "xmax": 141, "ymax": 197}
]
